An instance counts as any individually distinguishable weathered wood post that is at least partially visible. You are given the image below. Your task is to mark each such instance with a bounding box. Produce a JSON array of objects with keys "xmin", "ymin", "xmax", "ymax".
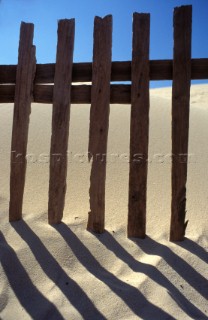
[
  {"xmin": 9, "ymin": 22, "xmax": 36, "ymax": 221},
  {"xmin": 87, "ymin": 15, "xmax": 112, "ymax": 233},
  {"xmin": 48, "ymin": 19, "xmax": 75, "ymax": 224},
  {"xmin": 170, "ymin": 6, "xmax": 192, "ymax": 241},
  {"xmin": 128, "ymin": 13, "xmax": 150, "ymax": 238}
]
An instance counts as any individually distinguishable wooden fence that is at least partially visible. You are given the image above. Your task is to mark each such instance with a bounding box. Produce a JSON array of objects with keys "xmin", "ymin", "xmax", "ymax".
[{"xmin": 0, "ymin": 5, "xmax": 208, "ymax": 241}]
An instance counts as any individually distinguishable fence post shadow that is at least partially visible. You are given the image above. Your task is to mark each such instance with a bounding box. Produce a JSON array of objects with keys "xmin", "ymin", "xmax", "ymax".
[
  {"xmin": 131, "ymin": 235, "xmax": 208, "ymax": 300},
  {"xmin": 53, "ymin": 222, "xmax": 174, "ymax": 319},
  {"xmin": 10, "ymin": 220, "xmax": 106, "ymax": 320},
  {"xmin": 0, "ymin": 230, "xmax": 64, "ymax": 320},
  {"xmin": 91, "ymin": 230, "xmax": 207, "ymax": 319},
  {"xmin": 176, "ymin": 237, "xmax": 208, "ymax": 265}
]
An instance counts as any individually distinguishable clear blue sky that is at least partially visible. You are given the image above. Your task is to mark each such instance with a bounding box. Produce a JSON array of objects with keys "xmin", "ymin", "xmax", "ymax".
[{"xmin": 0, "ymin": 0, "xmax": 207, "ymax": 87}]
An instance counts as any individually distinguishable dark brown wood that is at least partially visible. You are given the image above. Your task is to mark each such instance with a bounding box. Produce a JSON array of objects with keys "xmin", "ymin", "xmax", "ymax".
[
  {"xmin": 0, "ymin": 85, "xmax": 15, "ymax": 103},
  {"xmin": 2, "ymin": 61, "xmax": 208, "ymax": 103},
  {"xmin": 170, "ymin": 6, "xmax": 192, "ymax": 241},
  {"xmin": 33, "ymin": 85, "xmax": 53, "ymax": 103},
  {"xmin": 0, "ymin": 65, "xmax": 16, "ymax": 84},
  {"xmin": 33, "ymin": 84, "xmax": 130, "ymax": 104},
  {"xmin": 0, "ymin": 58, "xmax": 207, "ymax": 85},
  {"xmin": 190, "ymin": 59, "xmax": 208, "ymax": 80},
  {"xmin": 1, "ymin": 84, "xmax": 131, "ymax": 104},
  {"xmin": 9, "ymin": 23, "xmax": 36, "ymax": 221},
  {"xmin": 128, "ymin": 13, "xmax": 150, "ymax": 238},
  {"xmin": 48, "ymin": 19, "xmax": 75, "ymax": 224},
  {"xmin": 35, "ymin": 63, "xmax": 55, "ymax": 83},
  {"xmin": 109, "ymin": 84, "xmax": 131, "ymax": 104},
  {"xmin": 87, "ymin": 15, "xmax": 112, "ymax": 233}
]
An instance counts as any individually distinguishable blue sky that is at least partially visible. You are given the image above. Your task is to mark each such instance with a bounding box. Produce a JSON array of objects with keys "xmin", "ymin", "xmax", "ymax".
[{"xmin": 0, "ymin": 0, "xmax": 207, "ymax": 87}]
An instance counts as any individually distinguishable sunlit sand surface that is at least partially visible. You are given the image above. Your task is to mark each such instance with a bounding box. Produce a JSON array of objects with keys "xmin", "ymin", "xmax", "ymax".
[{"xmin": 0, "ymin": 85, "xmax": 207, "ymax": 319}]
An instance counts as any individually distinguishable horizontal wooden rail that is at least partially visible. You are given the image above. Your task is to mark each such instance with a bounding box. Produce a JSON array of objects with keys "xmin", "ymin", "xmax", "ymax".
[
  {"xmin": 0, "ymin": 59, "xmax": 207, "ymax": 104},
  {"xmin": 0, "ymin": 84, "xmax": 131, "ymax": 104},
  {"xmin": 0, "ymin": 58, "xmax": 208, "ymax": 84}
]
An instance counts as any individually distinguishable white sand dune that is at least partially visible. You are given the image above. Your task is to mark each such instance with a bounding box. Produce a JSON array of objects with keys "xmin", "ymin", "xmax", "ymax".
[{"xmin": 0, "ymin": 84, "xmax": 207, "ymax": 319}]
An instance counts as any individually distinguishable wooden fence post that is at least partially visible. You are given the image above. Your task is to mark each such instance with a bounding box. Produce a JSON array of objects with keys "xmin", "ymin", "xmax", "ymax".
[
  {"xmin": 48, "ymin": 19, "xmax": 75, "ymax": 224},
  {"xmin": 9, "ymin": 23, "xmax": 36, "ymax": 221},
  {"xmin": 128, "ymin": 13, "xmax": 150, "ymax": 238},
  {"xmin": 170, "ymin": 6, "xmax": 192, "ymax": 241},
  {"xmin": 87, "ymin": 15, "xmax": 112, "ymax": 233}
]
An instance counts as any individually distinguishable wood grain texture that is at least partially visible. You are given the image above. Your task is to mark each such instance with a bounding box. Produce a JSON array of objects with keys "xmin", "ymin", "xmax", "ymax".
[
  {"xmin": 128, "ymin": 13, "xmax": 150, "ymax": 238},
  {"xmin": 170, "ymin": 6, "xmax": 192, "ymax": 241},
  {"xmin": 87, "ymin": 15, "xmax": 112, "ymax": 233},
  {"xmin": 48, "ymin": 19, "xmax": 75, "ymax": 224},
  {"xmin": 9, "ymin": 23, "xmax": 36, "ymax": 221}
]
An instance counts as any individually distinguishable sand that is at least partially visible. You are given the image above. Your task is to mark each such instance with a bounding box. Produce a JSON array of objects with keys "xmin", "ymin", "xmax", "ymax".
[{"xmin": 0, "ymin": 84, "xmax": 207, "ymax": 319}]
